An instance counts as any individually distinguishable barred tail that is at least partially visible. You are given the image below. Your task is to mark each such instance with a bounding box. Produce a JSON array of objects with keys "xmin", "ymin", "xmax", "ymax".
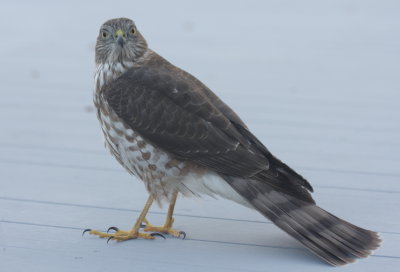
[{"xmin": 224, "ymin": 177, "xmax": 382, "ymax": 266}]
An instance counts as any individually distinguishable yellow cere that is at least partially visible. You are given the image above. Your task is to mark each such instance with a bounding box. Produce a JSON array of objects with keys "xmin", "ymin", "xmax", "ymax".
[{"xmin": 115, "ymin": 29, "xmax": 125, "ymax": 37}]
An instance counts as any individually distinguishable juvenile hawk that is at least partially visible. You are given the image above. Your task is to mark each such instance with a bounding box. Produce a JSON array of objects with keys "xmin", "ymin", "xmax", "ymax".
[{"xmin": 84, "ymin": 18, "xmax": 381, "ymax": 266}]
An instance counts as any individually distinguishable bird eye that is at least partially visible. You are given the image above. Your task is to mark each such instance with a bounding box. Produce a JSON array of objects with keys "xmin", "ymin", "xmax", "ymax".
[
  {"xmin": 101, "ymin": 31, "xmax": 108, "ymax": 38},
  {"xmin": 130, "ymin": 28, "xmax": 136, "ymax": 35}
]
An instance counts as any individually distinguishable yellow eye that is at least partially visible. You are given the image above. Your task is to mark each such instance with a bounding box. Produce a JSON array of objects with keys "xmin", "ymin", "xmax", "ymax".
[
  {"xmin": 101, "ymin": 31, "xmax": 108, "ymax": 38},
  {"xmin": 130, "ymin": 28, "xmax": 136, "ymax": 35}
]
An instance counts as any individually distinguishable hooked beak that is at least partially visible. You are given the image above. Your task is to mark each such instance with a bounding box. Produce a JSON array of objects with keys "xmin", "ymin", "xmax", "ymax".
[{"xmin": 115, "ymin": 29, "xmax": 126, "ymax": 47}]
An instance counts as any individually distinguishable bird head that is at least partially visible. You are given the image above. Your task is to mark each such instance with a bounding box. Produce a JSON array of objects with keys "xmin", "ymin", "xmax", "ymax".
[{"xmin": 95, "ymin": 18, "xmax": 148, "ymax": 64}]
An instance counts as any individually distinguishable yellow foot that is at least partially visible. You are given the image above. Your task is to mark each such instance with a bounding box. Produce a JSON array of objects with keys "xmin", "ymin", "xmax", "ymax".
[
  {"xmin": 82, "ymin": 227, "xmax": 166, "ymax": 242},
  {"xmin": 142, "ymin": 218, "xmax": 186, "ymax": 239}
]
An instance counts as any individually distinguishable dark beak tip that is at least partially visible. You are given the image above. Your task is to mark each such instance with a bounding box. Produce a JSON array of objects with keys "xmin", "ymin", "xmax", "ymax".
[{"xmin": 117, "ymin": 37, "xmax": 125, "ymax": 46}]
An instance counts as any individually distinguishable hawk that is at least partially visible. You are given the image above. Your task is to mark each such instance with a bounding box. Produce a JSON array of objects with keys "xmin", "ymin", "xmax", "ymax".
[{"xmin": 84, "ymin": 18, "xmax": 381, "ymax": 266}]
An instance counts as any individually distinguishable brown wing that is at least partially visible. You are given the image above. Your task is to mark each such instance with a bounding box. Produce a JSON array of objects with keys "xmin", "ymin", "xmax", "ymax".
[
  {"xmin": 103, "ymin": 64, "xmax": 268, "ymax": 177},
  {"xmin": 103, "ymin": 59, "xmax": 314, "ymax": 202}
]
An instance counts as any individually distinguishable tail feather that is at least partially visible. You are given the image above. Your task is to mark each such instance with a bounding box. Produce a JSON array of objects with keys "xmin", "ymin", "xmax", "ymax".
[{"xmin": 224, "ymin": 176, "xmax": 381, "ymax": 266}]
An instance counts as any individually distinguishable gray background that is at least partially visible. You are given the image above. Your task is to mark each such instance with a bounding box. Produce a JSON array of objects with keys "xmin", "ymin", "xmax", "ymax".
[{"xmin": 0, "ymin": 1, "xmax": 399, "ymax": 271}]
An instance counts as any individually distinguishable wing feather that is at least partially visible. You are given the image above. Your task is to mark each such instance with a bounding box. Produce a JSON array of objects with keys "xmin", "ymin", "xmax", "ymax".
[
  {"xmin": 103, "ymin": 64, "xmax": 268, "ymax": 177},
  {"xmin": 102, "ymin": 55, "xmax": 313, "ymax": 202}
]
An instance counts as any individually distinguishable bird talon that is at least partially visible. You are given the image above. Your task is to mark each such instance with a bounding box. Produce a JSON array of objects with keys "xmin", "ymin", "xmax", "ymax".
[
  {"xmin": 179, "ymin": 231, "xmax": 186, "ymax": 239},
  {"xmin": 107, "ymin": 226, "xmax": 119, "ymax": 233},
  {"xmin": 107, "ymin": 236, "xmax": 115, "ymax": 243},
  {"xmin": 82, "ymin": 228, "xmax": 92, "ymax": 236},
  {"xmin": 150, "ymin": 233, "xmax": 166, "ymax": 239}
]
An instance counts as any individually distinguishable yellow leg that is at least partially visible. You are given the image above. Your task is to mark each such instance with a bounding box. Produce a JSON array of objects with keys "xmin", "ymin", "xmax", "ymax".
[
  {"xmin": 83, "ymin": 195, "xmax": 164, "ymax": 241},
  {"xmin": 143, "ymin": 192, "xmax": 186, "ymax": 238}
]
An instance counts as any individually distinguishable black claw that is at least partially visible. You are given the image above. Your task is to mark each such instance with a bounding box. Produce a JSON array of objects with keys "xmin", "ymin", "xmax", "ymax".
[
  {"xmin": 82, "ymin": 229, "xmax": 91, "ymax": 236},
  {"xmin": 140, "ymin": 223, "xmax": 146, "ymax": 229},
  {"xmin": 179, "ymin": 231, "xmax": 186, "ymax": 239},
  {"xmin": 107, "ymin": 236, "xmax": 115, "ymax": 244},
  {"xmin": 107, "ymin": 226, "xmax": 119, "ymax": 233},
  {"xmin": 150, "ymin": 233, "xmax": 166, "ymax": 239}
]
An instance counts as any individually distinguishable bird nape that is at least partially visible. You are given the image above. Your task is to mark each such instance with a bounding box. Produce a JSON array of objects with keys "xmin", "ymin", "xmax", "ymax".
[{"xmin": 83, "ymin": 17, "xmax": 381, "ymax": 266}]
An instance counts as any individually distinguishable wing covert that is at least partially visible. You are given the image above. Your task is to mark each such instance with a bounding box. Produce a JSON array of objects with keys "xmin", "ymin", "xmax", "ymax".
[{"xmin": 103, "ymin": 65, "xmax": 268, "ymax": 177}]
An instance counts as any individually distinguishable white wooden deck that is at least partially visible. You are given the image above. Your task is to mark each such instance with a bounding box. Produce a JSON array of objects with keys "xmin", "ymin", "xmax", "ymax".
[{"xmin": 0, "ymin": 1, "xmax": 399, "ymax": 271}]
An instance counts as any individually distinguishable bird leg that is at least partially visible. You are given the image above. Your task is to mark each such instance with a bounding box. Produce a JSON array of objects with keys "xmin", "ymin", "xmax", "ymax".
[
  {"xmin": 142, "ymin": 191, "xmax": 186, "ymax": 238},
  {"xmin": 83, "ymin": 195, "xmax": 165, "ymax": 241}
]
